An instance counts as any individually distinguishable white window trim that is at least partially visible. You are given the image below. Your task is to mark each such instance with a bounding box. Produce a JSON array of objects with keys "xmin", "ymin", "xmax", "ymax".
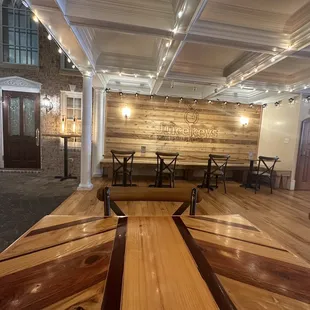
[
  {"xmin": 60, "ymin": 90, "xmax": 83, "ymax": 149},
  {"xmin": 0, "ymin": 76, "xmax": 41, "ymax": 168}
]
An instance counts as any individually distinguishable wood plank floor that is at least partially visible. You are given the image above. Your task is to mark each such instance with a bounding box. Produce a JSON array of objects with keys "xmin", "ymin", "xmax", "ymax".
[{"xmin": 52, "ymin": 178, "xmax": 310, "ymax": 264}]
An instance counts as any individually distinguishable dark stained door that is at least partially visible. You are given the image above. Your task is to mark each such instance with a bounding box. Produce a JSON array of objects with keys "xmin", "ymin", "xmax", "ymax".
[
  {"xmin": 3, "ymin": 91, "xmax": 40, "ymax": 169},
  {"xmin": 296, "ymin": 118, "xmax": 310, "ymax": 190}
]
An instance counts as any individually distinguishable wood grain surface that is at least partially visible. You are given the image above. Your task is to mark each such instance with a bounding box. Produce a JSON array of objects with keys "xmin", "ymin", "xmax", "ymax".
[
  {"xmin": 1, "ymin": 214, "xmax": 309, "ymax": 309},
  {"xmin": 105, "ymin": 93, "xmax": 262, "ymax": 161}
]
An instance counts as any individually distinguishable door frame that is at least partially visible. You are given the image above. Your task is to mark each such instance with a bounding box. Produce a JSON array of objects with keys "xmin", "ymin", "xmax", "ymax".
[
  {"xmin": 295, "ymin": 117, "xmax": 310, "ymax": 190},
  {"xmin": 0, "ymin": 76, "xmax": 41, "ymax": 168}
]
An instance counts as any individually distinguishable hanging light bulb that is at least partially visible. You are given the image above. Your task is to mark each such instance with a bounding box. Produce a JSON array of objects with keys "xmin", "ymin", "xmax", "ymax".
[
  {"xmin": 72, "ymin": 64, "xmax": 75, "ymax": 69},
  {"xmin": 58, "ymin": 48, "xmax": 62, "ymax": 54},
  {"xmin": 32, "ymin": 14, "xmax": 39, "ymax": 23},
  {"xmin": 67, "ymin": 57, "xmax": 71, "ymax": 63},
  {"xmin": 47, "ymin": 34, "xmax": 52, "ymax": 41}
]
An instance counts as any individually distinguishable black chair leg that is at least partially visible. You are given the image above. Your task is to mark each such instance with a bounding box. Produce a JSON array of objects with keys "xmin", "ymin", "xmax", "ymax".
[
  {"xmin": 270, "ymin": 176, "xmax": 273, "ymax": 194},
  {"xmin": 223, "ymin": 176, "xmax": 227, "ymax": 194}
]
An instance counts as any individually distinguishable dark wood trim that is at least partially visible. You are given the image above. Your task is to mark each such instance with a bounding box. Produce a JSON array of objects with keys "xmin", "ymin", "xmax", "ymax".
[
  {"xmin": 187, "ymin": 226, "xmax": 288, "ymax": 252},
  {"xmin": 26, "ymin": 216, "xmax": 106, "ymax": 237},
  {"xmin": 173, "ymin": 202, "xmax": 189, "ymax": 215},
  {"xmin": 0, "ymin": 227, "xmax": 116, "ymax": 263},
  {"xmin": 173, "ymin": 217, "xmax": 237, "ymax": 310},
  {"xmin": 191, "ymin": 216, "xmax": 259, "ymax": 231},
  {"xmin": 101, "ymin": 217, "xmax": 128, "ymax": 310}
]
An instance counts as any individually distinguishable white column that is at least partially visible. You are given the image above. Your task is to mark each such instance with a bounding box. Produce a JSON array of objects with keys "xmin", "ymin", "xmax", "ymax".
[
  {"xmin": 92, "ymin": 88, "xmax": 106, "ymax": 176},
  {"xmin": 78, "ymin": 73, "xmax": 93, "ymax": 190}
]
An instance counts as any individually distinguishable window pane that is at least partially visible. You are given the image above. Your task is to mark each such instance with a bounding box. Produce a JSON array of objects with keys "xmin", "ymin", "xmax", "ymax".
[
  {"xmin": 20, "ymin": 49, "xmax": 26, "ymax": 64},
  {"xmin": 67, "ymin": 98, "xmax": 73, "ymax": 108},
  {"xmin": 9, "ymin": 48, "xmax": 15, "ymax": 63},
  {"xmin": 16, "ymin": 49, "xmax": 20, "ymax": 63},
  {"xmin": 23, "ymin": 98, "xmax": 36, "ymax": 137},
  {"xmin": 3, "ymin": 45, "xmax": 9, "ymax": 62},
  {"xmin": 31, "ymin": 33, "xmax": 37, "ymax": 47},
  {"xmin": 20, "ymin": 31, "xmax": 26, "ymax": 46},
  {"xmin": 32, "ymin": 51, "xmax": 38, "ymax": 65},
  {"xmin": 9, "ymin": 97, "xmax": 20, "ymax": 136}
]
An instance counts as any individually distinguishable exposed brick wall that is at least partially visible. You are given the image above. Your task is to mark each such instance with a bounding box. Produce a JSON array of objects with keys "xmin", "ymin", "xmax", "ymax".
[{"xmin": 0, "ymin": 25, "xmax": 83, "ymax": 177}]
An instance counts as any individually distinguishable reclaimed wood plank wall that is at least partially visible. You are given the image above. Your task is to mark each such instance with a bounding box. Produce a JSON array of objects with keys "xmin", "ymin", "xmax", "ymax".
[{"xmin": 105, "ymin": 93, "xmax": 262, "ymax": 161}]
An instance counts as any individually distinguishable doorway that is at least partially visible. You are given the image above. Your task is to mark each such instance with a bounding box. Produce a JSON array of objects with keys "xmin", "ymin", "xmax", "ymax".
[
  {"xmin": 295, "ymin": 118, "xmax": 310, "ymax": 190},
  {"xmin": 2, "ymin": 91, "xmax": 40, "ymax": 169}
]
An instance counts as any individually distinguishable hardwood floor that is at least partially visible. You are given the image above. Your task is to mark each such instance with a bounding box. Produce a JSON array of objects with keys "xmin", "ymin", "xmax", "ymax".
[{"xmin": 52, "ymin": 178, "xmax": 310, "ymax": 263}]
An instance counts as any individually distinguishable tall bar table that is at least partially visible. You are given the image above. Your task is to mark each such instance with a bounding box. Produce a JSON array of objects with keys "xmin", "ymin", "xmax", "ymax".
[{"xmin": 43, "ymin": 134, "xmax": 81, "ymax": 181}]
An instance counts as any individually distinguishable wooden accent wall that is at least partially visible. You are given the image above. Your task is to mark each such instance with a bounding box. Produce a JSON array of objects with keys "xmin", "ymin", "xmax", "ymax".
[{"xmin": 105, "ymin": 93, "xmax": 262, "ymax": 161}]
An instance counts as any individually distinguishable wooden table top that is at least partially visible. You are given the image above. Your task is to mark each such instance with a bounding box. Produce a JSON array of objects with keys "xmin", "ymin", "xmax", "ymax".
[
  {"xmin": 0, "ymin": 214, "xmax": 309, "ymax": 309},
  {"xmin": 43, "ymin": 133, "xmax": 81, "ymax": 138}
]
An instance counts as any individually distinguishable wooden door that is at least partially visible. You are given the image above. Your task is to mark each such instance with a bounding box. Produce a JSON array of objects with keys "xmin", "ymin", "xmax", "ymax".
[
  {"xmin": 295, "ymin": 118, "xmax": 310, "ymax": 190},
  {"xmin": 3, "ymin": 91, "xmax": 40, "ymax": 169}
]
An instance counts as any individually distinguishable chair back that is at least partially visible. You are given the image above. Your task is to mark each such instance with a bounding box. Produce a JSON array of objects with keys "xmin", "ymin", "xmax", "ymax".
[
  {"xmin": 257, "ymin": 156, "xmax": 279, "ymax": 176},
  {"xmin": 97, "ymin": 187, "xmax": 202, "ymax": 216},
  {"xmin": 208, "ymin": 154, "xmax": 230, "ymax": 175},
  {"xmin": 111, "ymin": 149, "xmax": 135, "ymax": 174},
  {"xmin": 156, "ymin": 151, "xmax": 179, "ymax": 174}
]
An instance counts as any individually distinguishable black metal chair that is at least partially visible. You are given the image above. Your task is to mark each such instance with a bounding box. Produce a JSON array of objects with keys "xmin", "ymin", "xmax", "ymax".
[
  {"xmin": 111, "ymin": 150, "xmax": 135, "ymax": 186},
  {"xmin": 253, "ymin": 156, "xmax": 279, "ymax": 194},
  {"xmin": 97, "ymin": 187, "xmax": 201, "ymax": 216},
  {"xmin": 202, "ymin": 154, "xmax": 230, "ymax": 193},
  {"xmin": 155, "ymin": 152, "xmax": 179, "ymax": 188}
]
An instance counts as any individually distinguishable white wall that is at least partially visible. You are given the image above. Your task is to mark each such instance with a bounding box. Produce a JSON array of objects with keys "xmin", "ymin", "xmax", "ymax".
[{"xmin": 258, "ymin": 97, "xmax": 301, "ymax": 189}]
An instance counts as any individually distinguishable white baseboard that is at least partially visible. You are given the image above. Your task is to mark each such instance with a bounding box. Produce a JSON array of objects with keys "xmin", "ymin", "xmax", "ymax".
[{"xmin": 289, "ymin": 179, "xmax": 296, "ymax": 191}]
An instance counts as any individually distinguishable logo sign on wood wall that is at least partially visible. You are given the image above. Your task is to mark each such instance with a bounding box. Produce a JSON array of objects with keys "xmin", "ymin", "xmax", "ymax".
[{"xmin": 158, "ymin": 102, "xmax": 218, "ymax": 142}]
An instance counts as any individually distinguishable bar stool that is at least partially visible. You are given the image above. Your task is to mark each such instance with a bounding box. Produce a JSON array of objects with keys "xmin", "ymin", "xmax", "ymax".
[
  {"xmin": 111, "ymin": 150, "xmax": 135, "ymax": 186},
  {"xmin": 154, "ymin": 152, "xmax": 179, "ymax": 188}
]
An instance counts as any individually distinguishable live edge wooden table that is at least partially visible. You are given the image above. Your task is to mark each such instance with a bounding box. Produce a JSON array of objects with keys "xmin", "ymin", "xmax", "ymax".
[{"xmin": 0, "ymin": 215, "xmax": 309, "ymax": 310}]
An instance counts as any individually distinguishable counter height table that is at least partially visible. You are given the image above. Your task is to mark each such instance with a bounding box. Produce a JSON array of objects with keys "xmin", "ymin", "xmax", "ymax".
[
  {"xmin": 0, "ymin": 214, "xmax": 309, "ymax": 309},
  {"xmin": 43, "ymin": 133, "xmax": 81, "ymax": 181}
]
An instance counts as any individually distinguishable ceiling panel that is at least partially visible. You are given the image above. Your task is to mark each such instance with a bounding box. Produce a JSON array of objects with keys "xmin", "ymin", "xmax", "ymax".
[
  {"xmin": 263, "ymin": 57, "xmax": 310, "ymax": 75},
  {"xmin": 174, "ymin": 43, "xmax": 243, "ymax": 68}
]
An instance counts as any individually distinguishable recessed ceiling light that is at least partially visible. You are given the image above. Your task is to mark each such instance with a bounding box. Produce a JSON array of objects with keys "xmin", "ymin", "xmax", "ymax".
[
  {"xmin": 273, "ymin": 47, "xmax": 277, "ymax": 52},
  {"xmin": 304, "ymin": 85, "xmax": 308, "ymax": 90},
  {"xmin": 278, "ymin": 90, "xmax": 281, "ymax": 93},
  {"xmin": 134, "ymin": 74, "xmax": 137, "ymax": 78},
  {"xmin": 290, "ymin": 89, "xmax": 293, "ymax": 92},
  {"xmin": 253, "ymin": 88, "xmax": 256, "ymax": 91},
  {"xmin": 119, "ymin": 72, "xmax": 122, "ymax": 76},
  {"xmin": 271, "ymin": 57, "xmax": 276, "ymax": 62},
  {"xmin": 241, "ymin": 76, "xmax": 244, "ymax": 81},
  {"xmin": 163, "ymin": 56, "xmax": 166, "ymax": 62},
  {"xmin": 265, "ymin": 89, "xmax": 269, "ymax": 93},
  {"xmin": 178, "ymin": 10, "xmax": 183, "ymax": 18},
  {"xmin": 149, "ymin": 74, "xmax": 154, "ymax": 79},
  {"xmin": 172, "ymin": 27, "xmax": 178, "ymax": 34},
  {"xmin": 165, "ymin": 42, "xmax": 170, "ymax": 48},
  {"xmin": 254, "ymin": 67, "xmax": 258, "ymax": 73}
]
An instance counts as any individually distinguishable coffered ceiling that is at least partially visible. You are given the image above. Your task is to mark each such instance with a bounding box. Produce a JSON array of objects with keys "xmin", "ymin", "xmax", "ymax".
[{"xmin": 27, "ymin": 0, "xmax": 310, "ymax": 104}]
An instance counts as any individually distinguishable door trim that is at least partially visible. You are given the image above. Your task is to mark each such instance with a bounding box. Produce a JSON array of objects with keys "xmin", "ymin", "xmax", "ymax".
[
  {"xmin": 0, "ymin": 76, "xmax": 41, "ymax": 168},
  {"xmin": 295, "ymin": 117, "xmax": 310, "ymax": 190}
]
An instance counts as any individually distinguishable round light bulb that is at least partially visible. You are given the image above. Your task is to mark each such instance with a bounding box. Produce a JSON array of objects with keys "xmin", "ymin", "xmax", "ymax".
[
  {"xmin": 58, "ymin": 48, "xmax": 62, "ymax": 54},
  {"xmin": 47, "ymin": 34, "xmax": 52, "ymax": 41}
]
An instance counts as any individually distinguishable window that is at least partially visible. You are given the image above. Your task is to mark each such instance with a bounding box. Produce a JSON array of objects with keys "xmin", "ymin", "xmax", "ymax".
[
  {"xmin": 61, "ymin": 91, "xmax": 83, "ymax": 147},
  {"xmin": 2, "ymin": 0, "xmax": 38, "ymax": 65},
  {"xmin": 60, "ymin": 54, "xmax": 79, "ymax": 71}
]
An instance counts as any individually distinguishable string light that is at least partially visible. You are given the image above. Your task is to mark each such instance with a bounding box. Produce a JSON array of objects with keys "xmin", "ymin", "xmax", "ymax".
[
  {"xmin": 32, "ymin": 14, "xmax": 39, "ymax": 23},
  {"xmin": 72, "ymin": 64, "xmax": 75, "ymax": 69},
  {"xmin": 165, "ymin": 41, "xmax": 170, "ymax": 48},
  {"xmin": 47, "ymin": 34, "xmax": 52, "ymax": 40},
  {"xmin": 262, "ymin": 103, "xmax": 267, "ymax": 109},
  {"xmin": 208, "ymin": 100, "xmax": 212, "ymax": 104},
  {"xmin": 67, "ymin": 58, "xmax": 71, "ymax": 63},
  {"xmin": 265, "ymin": 89, "xmax": 269, "ymax": 93},
  {"xmin": 194, "ymin": 99, "xmax": 198, "ymax": 104},
  {"xmin": 58, "ymin": 48, "xmax": 62, "ymax": 54},
  {"xmin": 237, "ymin": 102, "xmax": 241, "ymax": 106},
  {"xmin": 254, "ymin": 67, "xmax": 258, "ymax": 73},
  {"xmin": 135, "ymin": 92, "xmax": 139, "ymax": 97},
  {"xmin": 249, "ymin": 103, "xmax": 254, "ymax": 108},
  {"xmin": 223, "ymin": 101, "xmax": 227, "ymax": 105},
  {"xmin": 278, "ymin": 90, "xmax": 281, "ymax": 94},
  {"xmin": 119, "ymin": 92, "xmax": 123, "ymax": 96},
  {"xmin": 150, "ymin": 95, "xmax": 154, "ymax": 99}
]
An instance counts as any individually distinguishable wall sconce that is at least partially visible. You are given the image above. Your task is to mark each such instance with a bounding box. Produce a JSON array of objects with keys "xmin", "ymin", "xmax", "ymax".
[
  {"xmin": 41, "ymin": 94, "xmax": 53, "ymax": 113},
  {"xmin": 122, "ymin": 106, "xmax": 131, "ymax": 119},
  {"xmin": 240, "ymin": 117, "xmax": 249, "ymax": 126}
]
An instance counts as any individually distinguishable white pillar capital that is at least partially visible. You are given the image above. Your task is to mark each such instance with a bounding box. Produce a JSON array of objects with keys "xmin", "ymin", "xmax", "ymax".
[{"xmin": 78, "ymin": 74, "xmax": 94, "ymax": 190}]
